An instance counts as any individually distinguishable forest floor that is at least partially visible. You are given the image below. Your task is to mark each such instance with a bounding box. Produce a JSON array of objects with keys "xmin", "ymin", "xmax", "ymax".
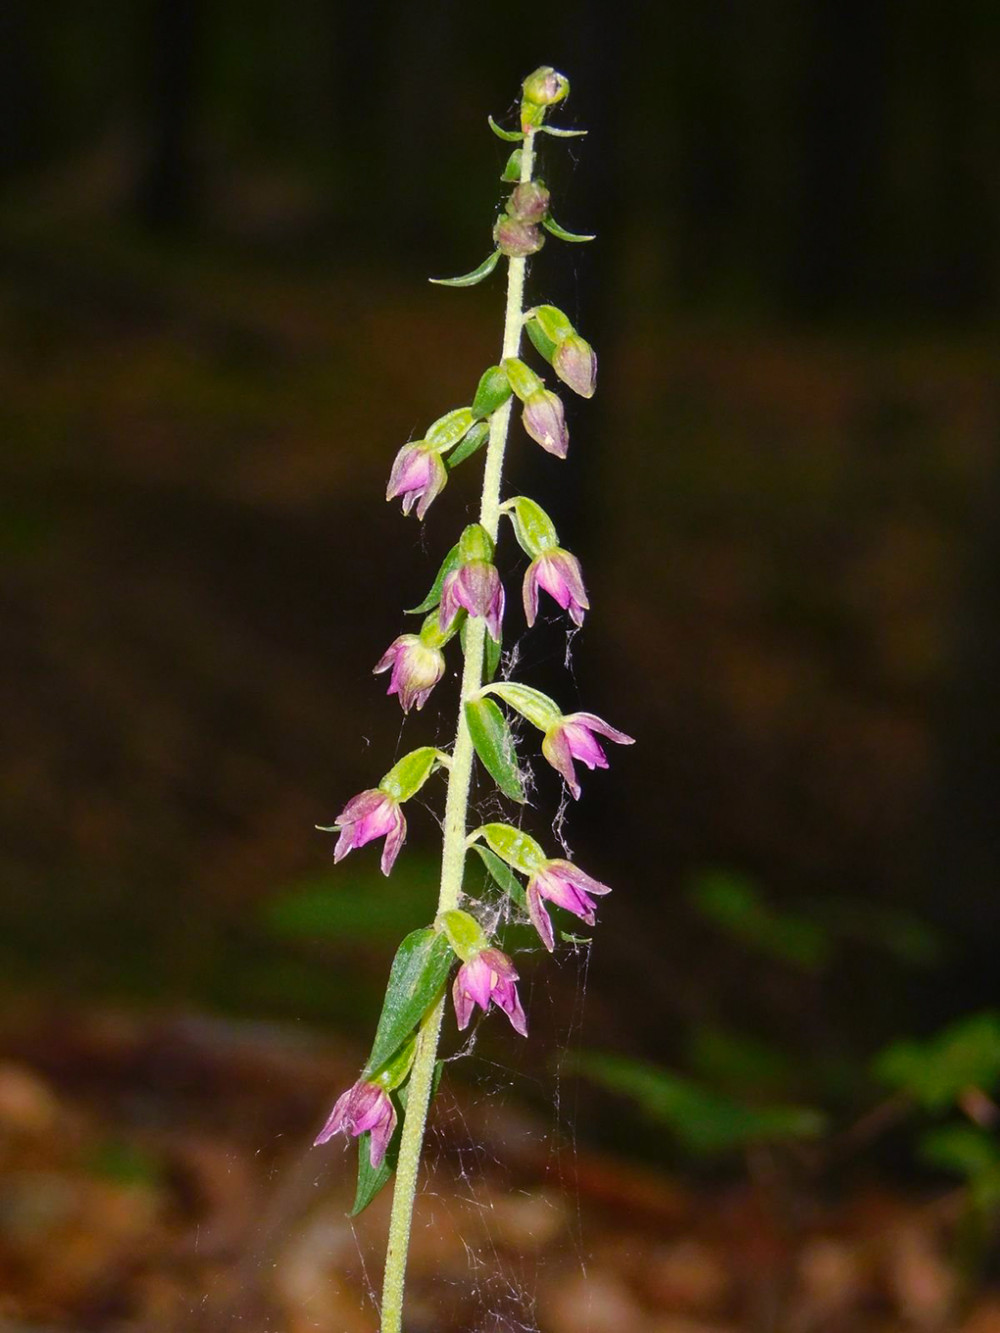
[{"xmin": 2, "ymin": 1006, "xmax": 999, "ymax": 1333}]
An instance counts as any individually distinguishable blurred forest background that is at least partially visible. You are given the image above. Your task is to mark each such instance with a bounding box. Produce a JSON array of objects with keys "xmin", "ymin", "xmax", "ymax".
[{"xmin": 2, "ymin": 2, "xmax": 1000, "ymax": 1330}]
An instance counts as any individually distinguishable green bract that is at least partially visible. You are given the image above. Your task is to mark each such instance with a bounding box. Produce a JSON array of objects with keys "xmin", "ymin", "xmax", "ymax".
[
  {"xmin": 446, "ymin": 419, "xmax": 490, "ymax": 468},
  {"xmin": 430, "ymin": 250, "xmax": 501, "ymax": 287},
  {"xmin": 465, "ymin": 697, "xmax": 525, "ymax": 802},
  {"xmin": 406, "ymin": 543, "xmax": 461, "ymax": 614},
  {"xmin": 472, "ymin": 365, "xmax": 514, "ymax": 419},
  {"xmin": 362, "ymin": 928, "xmax": 456, "ymax": 1079},
  {"xmin": 501, "ymin": 149, "xmax": 522, "ymax": 181}
]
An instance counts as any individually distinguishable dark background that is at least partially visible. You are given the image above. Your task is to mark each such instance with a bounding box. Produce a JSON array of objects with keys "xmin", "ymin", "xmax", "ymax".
[{"xmin": 2, "ymin": 0, "xmax": 999, "ymax": 1160}]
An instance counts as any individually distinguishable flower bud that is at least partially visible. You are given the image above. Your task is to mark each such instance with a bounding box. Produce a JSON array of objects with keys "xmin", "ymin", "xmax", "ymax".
[
  {"xmin": 552, "ymin": 334, "xmax": 597, "ymax": 399},
  {"xmin": 522, "ymin": 389, "xmax": 568, "ymax": 458},
  {"xmin": 493, "ymin": 215, "xmax": 545, "ymax": 258},
  {"xmin": 522, "ymin": 66, "xmax": 570, "ymax": 108},
  {"xmin": 507, "ymin": 182, "xmax": 550, "ymax": 224}
]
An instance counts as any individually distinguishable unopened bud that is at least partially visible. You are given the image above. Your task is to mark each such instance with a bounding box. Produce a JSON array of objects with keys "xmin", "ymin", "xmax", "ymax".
[
  {"xmin": 522, "ymin": 389, "xmax": 568, "ymax": 459},
  {"xmin": 507, "ymin": 182, "xmax": 550, "ymax": 224},
  {"xmin": 522, "ymin": 67, "xmax": 570, "ymax": 108},
  {"xmin": 552, "ymin": 334, "xmax": 597, "ymax": 399},
  {"xmin": 493, "ymin": 215, "xmax": 545, "ymax": 258}
]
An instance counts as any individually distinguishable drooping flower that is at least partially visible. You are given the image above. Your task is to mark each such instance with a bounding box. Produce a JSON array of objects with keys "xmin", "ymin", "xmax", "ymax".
[
  {"xmin": 552, "ymin": 334, "xmax": 597, "ymax": 399},
  {"xmin": 373, "ymin": 634, "xmax": 445, "ymax": 713},
  {"xmin": 522, "ymin": 547, "xmax": 589, "ymax": 627},
  {"xmin": 541, "ymin": 712, "xmax": 635, "ymax": 799},
  {"xmin": 440, "ymin": 561, "xmax": 505, "ymax": 642},
  {"xmin": 526, "ymin": 859, "xmax": 612, "ymax": 952},
  {"xmin": 331, "ymin": 788, "xmax": 406, "ymax": 876},
  {"xmin": 385, "ymin": 442, "xmax": 447, "ymax": 519},
  {"xmin": 522, "ymin": 389, "xmax": 568, "ymax": 458},
  {"xmin": 314, "ymin": 1080, "xmax": 397, "ymax": 1168},
  {"xmin": 453, "ymin": 948, "xmax": 528, "ymax": 1036}
]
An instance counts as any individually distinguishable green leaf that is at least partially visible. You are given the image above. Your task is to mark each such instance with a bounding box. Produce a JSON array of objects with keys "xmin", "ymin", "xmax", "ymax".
[
  {"xmin": 430, "ymin": 250, "xmax": 501, "ymax": 287},
  {"xmin": 406, "ymin": 543, "xmax": 460, "ymax": 614},
  {"xmin": 379, "ymin": 747, "xmax": 442, "ymax": 802},
  {"xmin": 690, "ymin": 870, "xmax": 832, "ymax": 971},
  {"xmin": 542, "ymin": 216, "xmax": 596, "ymax": 243},
  {"xmin": 501, "ymin": 149, "xmax": 522, "ymax": 181},
  {"xmin": 475, "ymin": 822, "xmax": 545, "ymax": 874},
  {"xmin": 351, "ymin": 1120, "xmax": 397, "ymax": 1215},
  {"xmin": 363, "ymin": 928, "xmax": 455, "ymax": 1079},
  {"xmin": 525, "ymin": 318, "xmax": 557, "ymax": 364},
  {"xmin": 484, "ymin": 627, "xmax": 502, "ymax": 682},
  {"xmin": 465, "ymin": 698, "xmax": 525, "ymax": 802},
  {"xmin": 503, "ymin": 495, "xmax": 560, "ymax": 556},
  {"xmin": 578, "ymin": 1052, "xmax": 825, "ymax": 1155},
  {"xmin": 469, "ymin": 843, "xmax": 527, "ymax": 911},
  {"xmin": 485, "ymin": 682, "xmax": 561, "ymax": 731},
  {"xmin": 920, "ymin": 1124, "xmax": 1000, "ymax": 1179},
  {"xmin": 426, "ymin": 407, "xmax": 476, "ymax": 452},
  {"xmin": 874, "ymin": 1012, "xmax": 1000, "ymax": 1111},
  {"xmin": 447, "ymin": 419, "xmax": 490, "ymax": 469},
  {"xmin": 472, "ymin": 365, "xmax": 513, "ymax": 419},
  {"xmin": 538, "ymin": 124, "xmax": 588, "ymax": 138},
  {"xmin": 488, "ymin": 115, "xmax": 524, "ymax": 142}
]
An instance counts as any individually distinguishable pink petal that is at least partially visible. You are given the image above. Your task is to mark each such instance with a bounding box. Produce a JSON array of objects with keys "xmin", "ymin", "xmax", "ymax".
[
  {"xmin": 566, "ymin": 712, "xmax": 635, "ymax": 747},
  {"xmin": 527, "ymin": 882, "xmax": 556, "ymax": 952}
]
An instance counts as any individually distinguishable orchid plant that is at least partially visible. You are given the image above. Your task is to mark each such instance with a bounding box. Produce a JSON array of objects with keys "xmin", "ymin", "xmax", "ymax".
[{"xmin": 313, "ymin": 67, "xmax": 633, "ymax": 1332}]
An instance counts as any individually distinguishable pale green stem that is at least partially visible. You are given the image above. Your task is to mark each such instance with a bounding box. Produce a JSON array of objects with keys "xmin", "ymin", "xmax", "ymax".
[{"xmin": 378, "ymin": 128, "xmax": 537, "ymax": 1333}]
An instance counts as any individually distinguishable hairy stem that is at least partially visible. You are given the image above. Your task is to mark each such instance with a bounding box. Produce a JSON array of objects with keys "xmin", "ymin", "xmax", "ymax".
[{"xmin": 378, "ymin": 128, "xmax": 537, "ymax": 1333}]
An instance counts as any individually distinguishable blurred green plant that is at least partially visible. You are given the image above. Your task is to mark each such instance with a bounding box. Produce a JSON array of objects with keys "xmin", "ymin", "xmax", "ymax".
[{"xmin": 578, "ymin": 1050, "xmax": 825, "ymax": 1155}]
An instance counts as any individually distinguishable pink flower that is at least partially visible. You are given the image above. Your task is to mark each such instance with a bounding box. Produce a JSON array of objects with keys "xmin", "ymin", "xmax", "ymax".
[
  {"xmin": 541, "ymin": 712, "xmax": 635, "ymax": 799},
  {"xmin": 553, "ymin": 335, "xmax": 597, "ymax": 399},
  {"xmin": 523, "ymin": 548, "xmax": 589, "ymax": 627},
  {"xmin": 386, "ymin": 442, "xmax": 447, "ymax": 519},
  {"xmin": 373, "ymin": 634, "xmax": 444, "ymax": 713},
  {"xmin": 314, "ymin": 1080, "xmax": 397, "ymax": 1168},
  {"xmin": 332, "ymin": 788, "xmax": 406, "ymax": 876},
  {"xmin": 526, "ymin": 859, "xmax": 612, "ymax": 952},
  {"xmin": 522, "ymin": 389, "xmax": 568, "ymax": 458},
  {"xmin": 440, "ymin": 561, "xmax": 505, "ymax": 642},
  {"xmin": 453, "ymin": 948, "xmax": 528, "ymax": 1037}
]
